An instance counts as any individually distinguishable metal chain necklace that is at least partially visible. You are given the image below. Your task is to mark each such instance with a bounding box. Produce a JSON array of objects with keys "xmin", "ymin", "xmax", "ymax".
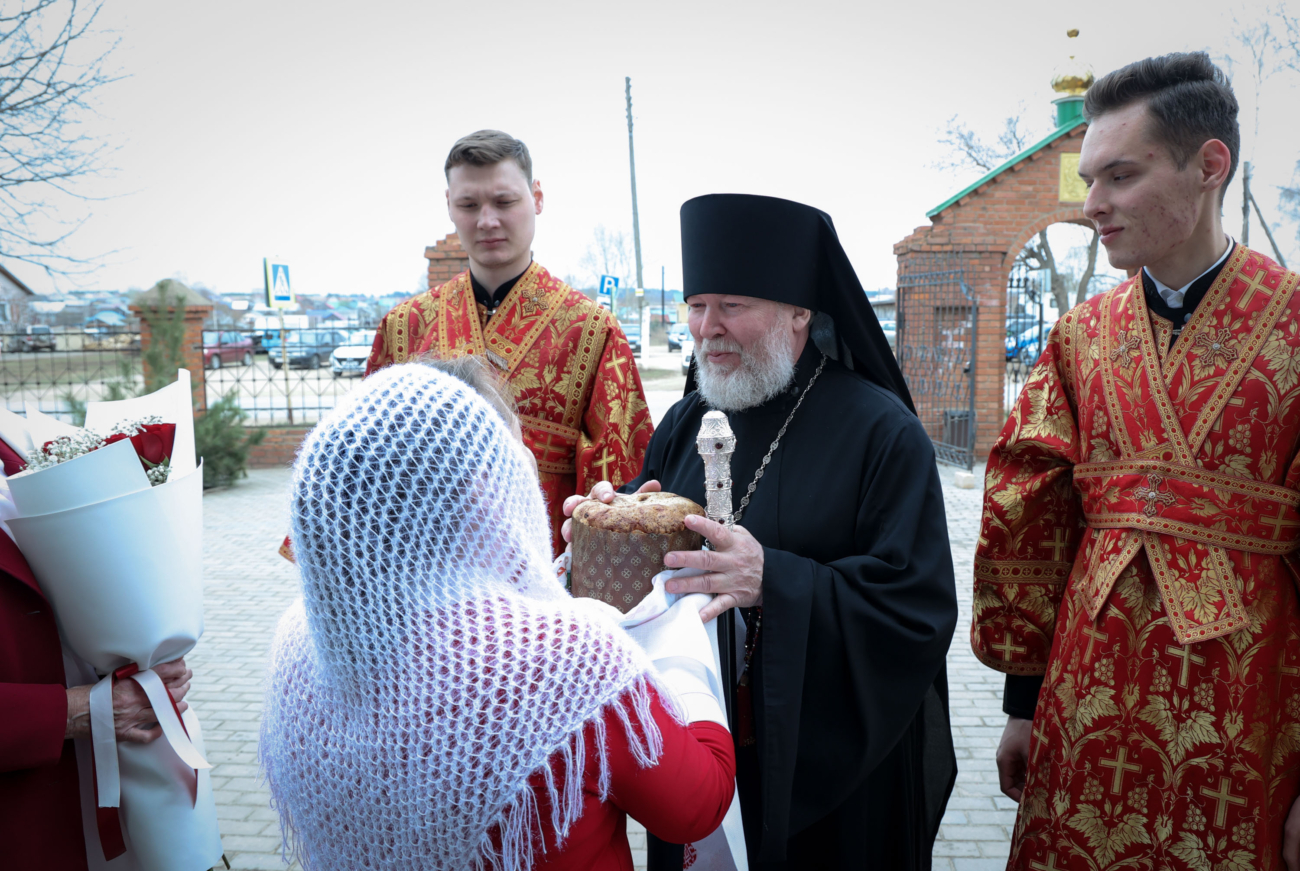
[{"xmin": 732, "ymin": 354, "xmax": 827, "ymax": 524}]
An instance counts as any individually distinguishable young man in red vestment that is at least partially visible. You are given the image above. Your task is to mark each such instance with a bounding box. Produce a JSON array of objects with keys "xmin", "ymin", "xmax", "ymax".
[
  {"xmin": 973, "ymin": 52, "xmax": 1300, "ymax": 869},
  {"xmin": 367, "ymin": 130, "xmax": 653, "ymax": 554}
]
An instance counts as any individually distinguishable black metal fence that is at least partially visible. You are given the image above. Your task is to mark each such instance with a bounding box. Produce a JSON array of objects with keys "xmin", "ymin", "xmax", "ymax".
[
  {"xmin": 1004, "ymin": 263, "xmax": 1050, "ymax": 416},
  {"xmin": 201, "ymin": 326, "xmax": 371, "ymax": 426},
  {"xmin": 896, "ymin": 255, "xmax": 978, "ymax": 469},
  {"xmin": 0, "ymin": 326, "xmax": 373, "ymax": 426},
  {"xmin": 0, "ymin": 328, "xmax": 144, "ymax": 421}
]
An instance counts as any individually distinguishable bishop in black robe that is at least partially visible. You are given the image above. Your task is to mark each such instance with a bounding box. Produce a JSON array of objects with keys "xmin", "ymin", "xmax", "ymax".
[{"xmin": 628, "ymin": 195, "xmax": 959, "ymax": 869}]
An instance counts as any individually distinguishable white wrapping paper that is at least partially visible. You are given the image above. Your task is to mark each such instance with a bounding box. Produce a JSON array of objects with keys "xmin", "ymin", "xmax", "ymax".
[
  {"xmin": 7, "ymin": 438, "xmax": 151, "ymax": 517},
  {"xmin": 9, "ymin": 462, "xmax": 204, "ymax": 673},
  {"xmin": 9, "ymin": 371, "xmax": 222, "ymax": 871},
  {"xmin": 621, "ymin": 570, "xmax": 749, "ymax": 871}
]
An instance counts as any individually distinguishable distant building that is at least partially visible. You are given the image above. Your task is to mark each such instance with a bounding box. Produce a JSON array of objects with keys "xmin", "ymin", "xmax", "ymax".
[
  {"xmin": 0, "ymin": 264, "xmax": 37, "ymax": 325},
  {"xmin": 866, "ymin": 288, "xmax": 896, "ymax": 322}
]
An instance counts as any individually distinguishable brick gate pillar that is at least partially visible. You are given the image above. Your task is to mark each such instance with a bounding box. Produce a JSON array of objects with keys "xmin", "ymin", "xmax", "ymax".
[
  {"xmin": 425, "ymin": 234, "xmax": 471, "ymax": 289},
  {"xmin": 129, "ymin": 279, "xmax": 214, "ymax": 410}
]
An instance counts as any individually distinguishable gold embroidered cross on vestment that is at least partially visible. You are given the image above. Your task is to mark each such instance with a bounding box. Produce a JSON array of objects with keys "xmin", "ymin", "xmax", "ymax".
[
  {"xmin": 1132, "ymin": 473, "xmax": 1177, "ymax": 517},
  {"xmin": 1109, "ymin": 329, "xmax": 1141, "ymax": 367},
  {"xmin": 521, "ymin": 291, "xmax": 549, "ymax": 316},
  {"xmin": 1193, "ymin": 328, "xmax": 1238, "ymax": 368}
]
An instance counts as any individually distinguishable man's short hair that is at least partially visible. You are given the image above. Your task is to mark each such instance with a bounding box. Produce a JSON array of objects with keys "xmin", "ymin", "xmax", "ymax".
[
  {"xmin": 444, "ymin": 130, "xmax": 532, "ymax": 183},
  {"xmin": 1084, "ymin": 52, "xmax": 1239, "ymax": 198}
]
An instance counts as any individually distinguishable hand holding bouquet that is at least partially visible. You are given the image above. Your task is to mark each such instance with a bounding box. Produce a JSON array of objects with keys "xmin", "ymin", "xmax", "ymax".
[{"xmin": 0, "ymin": 371, "xmax": 223, "ymax": 871}]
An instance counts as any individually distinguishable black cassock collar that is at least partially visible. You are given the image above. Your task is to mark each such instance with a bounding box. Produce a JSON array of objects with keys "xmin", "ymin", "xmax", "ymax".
[
  {"xmin": 469, "ymin": 264, "xmax": 530, "ymax": 313},
  {"xmin": 1141, "ymin": 243, "xmax": 1235, "ymax": 346}
]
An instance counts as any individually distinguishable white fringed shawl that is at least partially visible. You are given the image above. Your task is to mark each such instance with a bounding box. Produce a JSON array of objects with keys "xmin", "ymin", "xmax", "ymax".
[{"xmin": 261, "ymin": 364, "xmax": 666, "ymax": 870}]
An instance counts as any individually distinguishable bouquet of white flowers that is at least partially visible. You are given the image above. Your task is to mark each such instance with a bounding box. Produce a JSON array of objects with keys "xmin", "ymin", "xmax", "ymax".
[{"xmin": 0, "ymin": 371, "xmax": 223, "ymax": 871}]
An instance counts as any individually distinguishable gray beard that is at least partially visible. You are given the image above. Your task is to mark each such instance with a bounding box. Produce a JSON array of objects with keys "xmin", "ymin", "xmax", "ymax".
[{"xmin": 695, "ymin": 330, "xmax": 797, "ymax": 412}]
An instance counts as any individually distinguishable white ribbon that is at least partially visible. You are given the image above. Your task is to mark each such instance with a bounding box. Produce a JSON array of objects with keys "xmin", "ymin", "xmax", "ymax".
[
  {"xmin": 89, "ymin": 673, "xmax": 120, "ymax": 807},
  {"xmin": 90, "ymin": 667, "xmax": 212, "ymax": 808}
]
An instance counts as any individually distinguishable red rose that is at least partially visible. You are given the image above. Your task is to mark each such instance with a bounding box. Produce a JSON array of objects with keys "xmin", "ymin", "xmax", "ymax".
[
  {"xmin": 131, "ymin": 424, "xmax": 174, "ymax": 467},
  {"xmin": 101, "ymin": 424, "xmax": 176, "ymax": 471}
]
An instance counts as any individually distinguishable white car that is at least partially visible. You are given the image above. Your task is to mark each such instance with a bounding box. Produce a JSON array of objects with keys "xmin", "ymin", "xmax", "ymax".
[
  {"xmin": 331, "ymin": 330, "xmax": 375, "ymax": 377},
  {"xmin": 681, "ymin": 338, "xmax": 694, "ymax": 376}
]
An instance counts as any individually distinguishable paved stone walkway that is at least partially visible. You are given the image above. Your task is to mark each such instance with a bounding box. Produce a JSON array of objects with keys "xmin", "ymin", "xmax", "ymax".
[{"xmin": 191, "ymin": 457, "xmax": 1012, "ymax": 870}]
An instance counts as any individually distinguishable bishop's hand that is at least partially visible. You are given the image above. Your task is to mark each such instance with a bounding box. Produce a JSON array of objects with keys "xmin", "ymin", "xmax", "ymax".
[{"xmin": 663, "ymin": 515, "xmax": 763, "ymax": 622}]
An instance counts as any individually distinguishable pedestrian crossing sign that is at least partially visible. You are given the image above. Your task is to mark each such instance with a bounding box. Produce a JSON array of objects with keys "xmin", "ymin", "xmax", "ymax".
[{"xmin": 264, "ymin": 259, "xmax": 294, "ymax": 309}]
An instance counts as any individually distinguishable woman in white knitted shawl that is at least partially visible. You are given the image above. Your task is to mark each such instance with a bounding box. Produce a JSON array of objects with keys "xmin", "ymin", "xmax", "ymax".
[{"xmin": 261, "ymin": 362, "xmax": 734, "ymax": 871}]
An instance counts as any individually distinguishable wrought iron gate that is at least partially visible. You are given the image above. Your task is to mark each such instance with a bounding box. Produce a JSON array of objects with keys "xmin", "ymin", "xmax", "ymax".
[
  {"xmin": 896, "ymin": 255, "xmax": 977, "ymax": 469},
  {"xmin": 1004, "ymin": 262, "xmax": 1049, "ymax": 416}
]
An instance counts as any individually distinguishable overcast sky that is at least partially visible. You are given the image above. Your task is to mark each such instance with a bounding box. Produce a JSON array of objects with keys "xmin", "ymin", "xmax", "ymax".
[{"xmin": 11, "ymin": 0, "xmax": 1299, "ymax": 299}]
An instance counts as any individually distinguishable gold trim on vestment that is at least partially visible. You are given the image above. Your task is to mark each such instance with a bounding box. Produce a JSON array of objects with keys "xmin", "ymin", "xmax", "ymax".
[{"xmin": 1087, "ymin": 252, "xmax": 1300, "ymax": 641}]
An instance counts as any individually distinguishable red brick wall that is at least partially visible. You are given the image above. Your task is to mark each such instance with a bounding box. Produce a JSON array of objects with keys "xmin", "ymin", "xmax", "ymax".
[
  {"xmin": 426, "ymin": 233, "xmax": 470, "ymax": 289},
  {"xmin": 131, "ymin": 303, "xmax": 213, "ymax": 410},
  {"xmin": 894, "ymin": 124, "xmax": 1091, "ymax": 459},
  {"xmin": 248, "ymin": 426, "xmax": 313, "ymax": 468}
]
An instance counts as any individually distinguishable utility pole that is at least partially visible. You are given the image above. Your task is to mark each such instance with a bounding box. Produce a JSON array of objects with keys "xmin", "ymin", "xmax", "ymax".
[
  {"xmin": 625, "ymin": 77, "xmax": 645, "ymax": 358},
  {"xmin": 661, "ymin": 265, "xmax": 666, "ymax": 328},
  {"xmin": 1242, "ymin": 161, "xmax": 1251, "ymax": 247}
]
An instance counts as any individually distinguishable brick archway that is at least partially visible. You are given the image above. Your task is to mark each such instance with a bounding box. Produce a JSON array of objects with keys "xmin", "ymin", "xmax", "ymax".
[{"xmin": 894, "ymin": 112, "xmax": 1091, "ymax": 462}]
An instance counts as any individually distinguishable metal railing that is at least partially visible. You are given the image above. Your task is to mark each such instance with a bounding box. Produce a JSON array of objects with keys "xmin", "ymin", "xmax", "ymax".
[
  {"xmin": 201, "ymin": 327, "xmax": 371, "ymax": 426},
  {"xmin": 0, "ymin": 328, "xmax": 143, "ymax": 422},
  {"xmin": 0, "ymin": 326, "xmax": 374, "ymax": 427}
]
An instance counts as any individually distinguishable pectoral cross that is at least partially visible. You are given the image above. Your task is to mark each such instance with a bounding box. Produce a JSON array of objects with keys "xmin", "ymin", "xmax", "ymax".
[
  {"xmin": 1082, "ymin": 624, "xmax": 1109, "ymax": 661},
  {"xmin": 1200, "ymin": 776, "xmax": 1247, "ymax": 827},
  {"xmin": 1040, "ymin": 528, "xmax": 1068, "ymax": 562},
  {"xmin": 1098, "ymin": 746, "xmax": 1141, "ymax": 794},
  {"xmin": 1262, "ymin": 503, "xmax": 1300, "ymax": 542},
  {"xmin": 1235, "ymin": 268, "xmax": 1274, "ymax": 310},
  {"xmin": 604, "ymin": 354, "xmax": 627, "ymax": 386},
  {"xmin": 991, "ymin": 632, "xmax": 1027, "ymax": 662},
  {"xmin": 1166, "ymin": 643, "xmax": 1206, "ymax": 688},
  {"xmin": 1211, "ymin": 396, "xmax": 1247, "ymax": 433},
  {"xmin": 1132, "ymin": 474, "xmax": 1177, "ymax": 517},
  {"xmin": 1030, "ymin": 854, "xmax": 1065, "ymax": 871}
]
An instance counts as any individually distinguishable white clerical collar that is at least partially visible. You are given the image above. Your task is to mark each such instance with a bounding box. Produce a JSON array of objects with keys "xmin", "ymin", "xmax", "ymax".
[{"xmin": 1144, "ymin": 237, "xmax": 1234, "ymax": 308}]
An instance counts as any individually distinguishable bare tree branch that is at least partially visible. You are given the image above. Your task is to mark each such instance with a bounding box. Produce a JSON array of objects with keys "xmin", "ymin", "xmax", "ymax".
[
  {"xmin": 939, "ymin": 111, "xmax": 1100, "ymax": 312},
  {"xmin": 0, "ymin": 0, "xmax": 120, "ymax": 277},
  {"xmin": 578, "ymin": 224, "xmax": 635, "ymax": 290},
  {"xmin": 1075, "ymin": 230, "xmax": 1099, "ymax": 306}
]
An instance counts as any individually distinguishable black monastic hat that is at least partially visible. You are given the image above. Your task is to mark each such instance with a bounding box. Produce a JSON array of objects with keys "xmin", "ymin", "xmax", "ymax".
[{"xmin": 680, "ymin": 193, "xmax": 914, "ymax": 413}]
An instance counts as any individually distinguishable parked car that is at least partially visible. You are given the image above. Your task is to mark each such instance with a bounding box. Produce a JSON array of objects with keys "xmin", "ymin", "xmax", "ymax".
[
  {"xmin": 202, "ymin": 331, "xmax": 254, "ymax": 369},
  {"xmin": 619, "ymin": 321, "xmax": 641, "ymax": 355},
  {"xmin": 681, "ymin": 338, "xmax": 694, "ymax": 376},
  {"xmin": 878, "ymin": 319, "xmax": 897, "ymax": 350},
  {"xmin": 269, "ymin": 329, "xmax": 350, "ymax": 370},
  {"xmin": 330, "ymin": 330, "xmax": 376, "ymax": 377},
  {"xmin": 1006, "ymin": 322, "xmax": 1054, "ymax": 366},
  {"xmin": 8, "ymin": 325, "xmax": 56, "ymax": 352},
  {"xmin": 667, "ymin": 323, "xmax": 692, "ymax": 351}
]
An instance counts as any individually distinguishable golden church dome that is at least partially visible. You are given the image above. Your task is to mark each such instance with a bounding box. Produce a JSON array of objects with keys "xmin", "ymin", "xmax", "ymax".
[{"xmin": 1051, "ymin": 29, "xmax": 1094, "ymax": 97}]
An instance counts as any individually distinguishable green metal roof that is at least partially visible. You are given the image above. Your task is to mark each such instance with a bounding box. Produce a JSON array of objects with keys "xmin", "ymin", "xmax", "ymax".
[{"xmin": 927, "ymin": 118, "xmax": 1087, "ymax": 218}]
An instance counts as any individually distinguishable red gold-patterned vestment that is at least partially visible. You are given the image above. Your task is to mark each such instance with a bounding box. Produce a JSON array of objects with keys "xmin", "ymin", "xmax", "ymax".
[
  {"xmin": 367, "ymin": 262, "xmax": 654, "ymax": 554},
  {"xmin": 973, "ymin": 247, "xmax": 1300, "ymax": 869}
]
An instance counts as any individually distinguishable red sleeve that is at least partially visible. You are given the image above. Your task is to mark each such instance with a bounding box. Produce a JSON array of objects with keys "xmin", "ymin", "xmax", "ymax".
[
  {"xmin": 0, "ymin": 683, "xmax": 68, "ymax": 773},
  {"xmin": 605, "ymin": 686, "xmax": 736, "ymax": 844}
]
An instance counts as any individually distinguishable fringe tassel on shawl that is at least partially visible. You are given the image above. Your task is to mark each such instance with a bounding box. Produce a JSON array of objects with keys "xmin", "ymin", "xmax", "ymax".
[{"xmin": 477, "ymin": 673, "xmax": 672, "ymax": 871}]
